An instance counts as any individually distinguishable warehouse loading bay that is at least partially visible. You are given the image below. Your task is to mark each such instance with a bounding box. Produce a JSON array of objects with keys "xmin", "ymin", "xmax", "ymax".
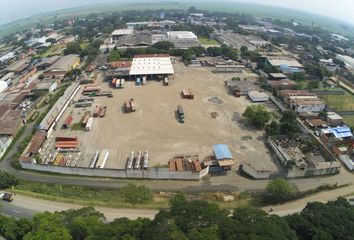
[{"xmin": 46, "ymin": 61, "xmax": 278, "ymax": 173}]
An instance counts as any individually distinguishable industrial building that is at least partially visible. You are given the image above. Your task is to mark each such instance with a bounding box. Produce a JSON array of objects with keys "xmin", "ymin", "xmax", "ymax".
[
  {"xmin": 335, "ymin": 54, "xmax": 354, "ymax": 70},
  {"xmin": 129, "ymin": 54, "xmax": 174, "ymax": 79},
  {"xmin": 38, "ymin": 81, "xmax": 80, "ymax": 136},
  {"xmin": 111, "ymin": 29, "xmax": 134, "ymax": 43},
  {"xmin": 44, "ymin": 54, "xmax": 80, "ymax": 78},
  {"xmin": 266, "ymin": 57, "xmax": 304, "ymax": 74},
  {"xmin": 204, "ymin": 144, "xmax": 235, "ymax": 173},
  {"xmin": 215, "ymin": 32, "xmax": 268, "ymax": 51}
]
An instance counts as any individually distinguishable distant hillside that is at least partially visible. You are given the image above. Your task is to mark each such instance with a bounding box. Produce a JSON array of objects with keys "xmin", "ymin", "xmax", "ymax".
[{"xmin": 1, "ymin": 1, "xmax": 354, "ymax": 38}]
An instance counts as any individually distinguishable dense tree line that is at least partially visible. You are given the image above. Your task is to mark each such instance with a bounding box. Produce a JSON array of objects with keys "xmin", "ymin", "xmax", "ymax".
[{"xmin": 1, "ymin": 195, "xmax": 353, "ymax": 240}]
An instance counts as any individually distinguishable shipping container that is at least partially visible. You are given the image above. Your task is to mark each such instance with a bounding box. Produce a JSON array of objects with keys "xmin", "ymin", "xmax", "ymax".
[
  {"xmin": 143, "ymin": 151, "xmax": 149, "ymax": 169},
  {"xmin": 127, "ymin": 151, "xmax": 134, "ymax": 169},
  {"xmin": 134, "ymin": 151, "xmax": 142, "ymax": 169},
  {"xmin": 163, "ymin": 77, "xmax": 169, "ymax": 86},
  {"xmin": 55, "ymin": 137, "xmax": 78, "ymax": 142},
  {"xmin": 130, "ymin": 99, "xmax": 136, "ymax": 112},
  {"xmin": 85, "ymin": 117, "xmax": 93, "ymax": 131},
  {"xmin": 125, "ymin": 100, "xmax": 132, "ymax": 113},
  {"xmin": 89, "ymin": 151, "xmax": 100, "ymax": 168},
  {"xmin": 116, "ymin": 79, "xmax": 121, "ymax": 88},
  {"xmin": 142, "ymin": 76, "xmax": 147, "ymax": 85},
  {"xmin": 96, "ymin": 149, "xmax": 109, "ymax": 169}
]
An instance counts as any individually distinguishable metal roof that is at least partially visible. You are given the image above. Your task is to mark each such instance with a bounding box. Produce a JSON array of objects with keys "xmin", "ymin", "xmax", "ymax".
[
  {"xmin": 213, "ymin": 144, "xmax": 233, "ymax": 160},
  {"xmin": 129, "ymin": 56, "xmax": 174, "ymax": 75},
  {"xmin": 328, "ymin": 125, "xmax": 353, "ymax": 138}
]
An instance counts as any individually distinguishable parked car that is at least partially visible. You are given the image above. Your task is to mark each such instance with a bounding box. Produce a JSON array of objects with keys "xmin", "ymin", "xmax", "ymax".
[{"xmin": 0, "ymin": 192, "xmax": 15, "ymax": 202}]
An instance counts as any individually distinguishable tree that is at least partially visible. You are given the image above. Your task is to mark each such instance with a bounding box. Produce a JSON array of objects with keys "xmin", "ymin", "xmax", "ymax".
[
  {"xmin": 265, "ymin": 178, "xmax": 294, "ymax": 203},
  {"xmin": 108, "ymin": 49, "xmax": 121, "ymax": 62},
  {"xmin": 279, "ymin": 111, "xmax": 298, "ymax": 136},
  {"xmin": 120, "ymin": 184, "xmax": 153, "ymax": 205},
  {"xmin": 286, "ymin": 198, "xmax": 354, "ymax": 240},
  {"xmin": 152, "ymin": 41, "xmax": 175, "ymax": 51},
  {"xmin": 219, "ymin": 207, "xmax": 297, "ymax": 240},
  {"xmin": 64, "ymin": 42, "xmax": 81, "ymax": 55},
  {"xmin": 0, "ymin": 171, "xmax": 19, "ymax": 189},
  {"xmin": 243, "ymin": 105, "xmax": 271, "ymax": 129},
  {"xmin": 265, "ymin": 120, "xmax": 280, "ymax": 136},
  {"xmin": 23, "ymin": 212, "xmax": 72, "ymax": 240},
  {"xmin": 307, "ymin": 80, "xmax": 320, "ymax": 89}
]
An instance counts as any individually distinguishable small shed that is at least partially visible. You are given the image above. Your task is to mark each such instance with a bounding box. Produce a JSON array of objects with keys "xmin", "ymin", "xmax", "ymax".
[
  {"xmin": 248, "ymin": 91, "xmax": 269, "ymax": 102},
  {"xmin": 213, "ymin": 144, "xmax": 235, "ymax": 170}
]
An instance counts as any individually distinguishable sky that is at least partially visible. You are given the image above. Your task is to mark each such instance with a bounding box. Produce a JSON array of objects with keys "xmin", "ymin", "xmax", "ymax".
[{"xmin": 0, "ymin": 0, "xmax": 354, "ymax": 25}]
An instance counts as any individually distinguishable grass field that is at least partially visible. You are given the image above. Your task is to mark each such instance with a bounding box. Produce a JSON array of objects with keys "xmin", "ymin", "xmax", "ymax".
[
  {"xmin": 343, "ymin": 115, "xmax": 354, "ymax": 128},
  {"xmin": 36, "ymin": 43, "xmax": 66, "ymax": 58},
  {"xmin": 1, "ymin": 1, "xmax": 353, "ymax": 38},
  {"xmin": 198, "ymin": 37, "xmax": 220, "ymax": 46},
  {"xmin": 320, "ymin": 91, "xmax": 354, "ymax": 111},
  {"xmin": 13, "ymin": 180, "xmax": 253, "ymax": 210}
]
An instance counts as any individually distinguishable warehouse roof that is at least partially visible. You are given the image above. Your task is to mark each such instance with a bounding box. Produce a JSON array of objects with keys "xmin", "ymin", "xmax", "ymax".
[
  {"xmin": 45, "ymin": 54, "xmax": 80, "ymax": 73},
  {"xmin": 213, "ymin": 144, "xmax": 233, "ymax": 160},
  {"xmin": 322, "ymin": 125, "xmax": 353, "ymax": 139},
  {"xmin": 112, "ymin": 29, "xmax": 134, "ymax": 36},
  {"xmin": 129, "ymin": 55, "xmax": 174, "ymax": 75},
  {"xmin": 267, "ymin": 58, "xmax": 303, "ymax": 68}
]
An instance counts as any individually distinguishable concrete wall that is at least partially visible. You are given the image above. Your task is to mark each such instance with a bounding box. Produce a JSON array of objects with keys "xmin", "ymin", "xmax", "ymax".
[
  {"xmin": 20, "ymin": 162, "xmax": 209, "ymax": 180},
  {"xmin": 240, "ymin": 163, "xmax": 272, "ymax": 179}
]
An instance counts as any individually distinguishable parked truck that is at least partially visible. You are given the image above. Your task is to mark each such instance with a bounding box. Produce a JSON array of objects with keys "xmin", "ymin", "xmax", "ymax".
[
  {"xmin": 96, "ymin": 149, "xmax": 109, "ymax": 168},
  {"xmin": 178, "ymin": 105, "xmax": 184, "ymax": 123},
  {"xmin": 85, "ymin": 117, "xmax": 93, "ymax": 131},
  {"xmin": 143, "ymin": 151, "xmax": 149, "ymax": 169}
]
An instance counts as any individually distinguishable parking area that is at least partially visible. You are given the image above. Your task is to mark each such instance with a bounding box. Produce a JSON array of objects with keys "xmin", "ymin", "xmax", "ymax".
[{"xmin": 46, "ymin": 61, "xmax": 278, "ymax": 172}]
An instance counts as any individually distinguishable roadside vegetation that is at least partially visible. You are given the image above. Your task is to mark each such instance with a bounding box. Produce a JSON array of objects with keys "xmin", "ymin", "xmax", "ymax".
[{"xmin": 1, "ymin": 194, "xmax": 354, "ymax": 240}]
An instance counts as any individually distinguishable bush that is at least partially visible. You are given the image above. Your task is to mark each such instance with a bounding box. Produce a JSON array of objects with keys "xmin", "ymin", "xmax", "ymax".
[
  {"xmin": 0, "ymin": 171, "xmax": 19, "ymax": 189},
  {"xmin": 264, "ymin": 178, "xmax": 294, "ymax": 203},
  {"xmin": 120, "ymin": 184, "xmax": 153, "ymax": 205},
  {"xmin": 243, "ymin": 105, "xmax": 271, "ymax": 129}
]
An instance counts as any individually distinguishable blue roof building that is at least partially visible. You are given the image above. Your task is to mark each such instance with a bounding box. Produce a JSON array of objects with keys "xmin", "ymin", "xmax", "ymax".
[
  {"xmin": 213, "ymin": 144, "xmax": 233, "ymax": 160},
  {"xmin": 321, "ymin": 125, "xmax": 353, "ymax": 139}
]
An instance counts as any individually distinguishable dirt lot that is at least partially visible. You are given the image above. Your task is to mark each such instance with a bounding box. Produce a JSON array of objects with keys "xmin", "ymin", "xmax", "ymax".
[{"xmin": 50, "ymin": 61, "xmax": 278, "ymax": 172}]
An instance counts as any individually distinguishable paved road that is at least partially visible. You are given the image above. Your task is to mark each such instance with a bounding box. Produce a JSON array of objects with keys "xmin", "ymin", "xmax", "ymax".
[
  {"xmin": 264, "ymin": 184, "xmax": 354, "ymax": 216},
  {"xmin": 2, "ymin": 184, "xmax": 354, "ymax": 221},
  {"xmin": 0, "ymin": 194, "xmax": 158, "ymax": 221}
]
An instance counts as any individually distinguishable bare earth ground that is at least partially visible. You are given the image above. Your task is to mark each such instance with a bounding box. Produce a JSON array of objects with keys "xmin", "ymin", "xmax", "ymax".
[{"xmin": 48, "ymin": 61, "xmax": 277, "ymax": 172}]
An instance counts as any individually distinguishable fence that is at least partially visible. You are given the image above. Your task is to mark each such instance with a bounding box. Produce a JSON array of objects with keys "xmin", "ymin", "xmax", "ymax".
[{"xmin": 20, "ymin": 162, "xmax": 209, "ymax": 180}]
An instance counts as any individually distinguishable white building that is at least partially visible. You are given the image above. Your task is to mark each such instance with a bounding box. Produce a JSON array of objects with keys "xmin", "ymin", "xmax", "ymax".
[
  {"xmin": 289, "ymin": 96, "xmax": 326, "ymax": 113},
  {"xmin": 129, "ymin": 54, "xmax": 174, "ymax": 77},
  {"xmin": 0, "ymin": 80, "xmax": 7, "ymax": 93},
  {"xmin": 111, "ymin": 29, "xmax": 134, "ymax": 43},
  {"xmin": 248, "ymin": 91, "xmax": 269, "ymax": 102},
  {"xmin": 336, "ymin": 54, "xmax": 354, "ymax": 69}
]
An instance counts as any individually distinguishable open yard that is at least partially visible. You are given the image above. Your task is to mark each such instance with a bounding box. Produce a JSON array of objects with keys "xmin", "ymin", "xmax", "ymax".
[{"xmin": 46, "ymin": 61, "xmax": 277, "ymax": 173}]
